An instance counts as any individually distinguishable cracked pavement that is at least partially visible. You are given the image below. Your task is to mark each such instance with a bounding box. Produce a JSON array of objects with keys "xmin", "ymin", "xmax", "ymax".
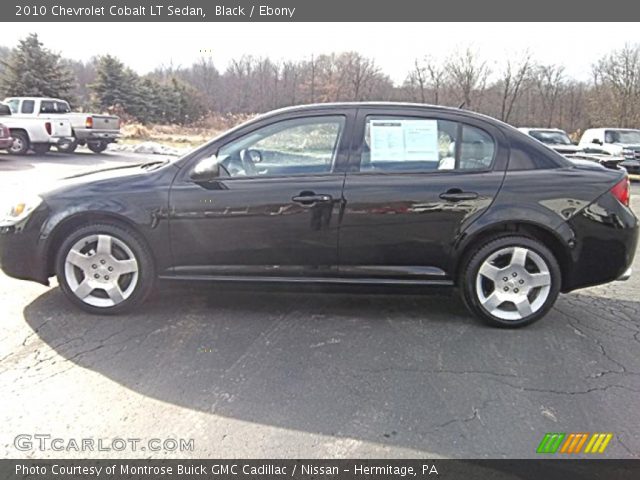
[{"xmin": 1, "ymin": 151, "xmax": 639, "ymax": 458}]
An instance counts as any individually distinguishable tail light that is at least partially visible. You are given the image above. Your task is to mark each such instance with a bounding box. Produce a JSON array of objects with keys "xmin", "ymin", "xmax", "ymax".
[
  {"xmin": 44, "ymin": 122, "xmax": 52, "ymax": 135},
  {"xmin": 85, "ymin": 117, "xmax": 93, "ymax": 129},
  {"xmin": 610, "ymin": 176, "xmax": 630, "ymax": 207}
]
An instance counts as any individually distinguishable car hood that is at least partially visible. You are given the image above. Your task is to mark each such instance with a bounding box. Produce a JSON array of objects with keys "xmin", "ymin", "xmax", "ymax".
[
  {"xmin": 35, "ymin": 160, "xmax": 176, "ymax": 198},
  {"xmin": 614, "ymin": 143, "xmax": 640, "ymax": 149},
  {"xmin": 549, "ymin": 144, "xmax": 582, "ymax": 153}
]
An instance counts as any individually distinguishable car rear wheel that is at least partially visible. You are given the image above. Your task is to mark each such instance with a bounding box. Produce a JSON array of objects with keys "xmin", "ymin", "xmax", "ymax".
[
  {"xmin": 57, "ymin": 139, "xmax": 78, "ymax": 153},
  {"xmin": 9, "ymin": 131, "xmax": 29, "ymax": 155},
  {"xmin": 460, "ymin": 235, "xmax": 561, "ymax": 328},
  {"xmin": 32, "ymin": 143, "xmax": 51, "ymax": 154},
  {"xmin": 87, "ymin": 141, "xmax": 108, "ymax": 154},
  {"xmin": 55, "ymin": 223, "xmax": 155, "ymax": 314}
]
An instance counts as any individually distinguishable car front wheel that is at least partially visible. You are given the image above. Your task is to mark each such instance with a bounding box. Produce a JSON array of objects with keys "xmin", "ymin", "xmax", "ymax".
[
  {"xmin": 55, "ymin": 223, "xmax": 155, "ymax": 314},
  {"xmin": 460, "ymin": 235, "xmax": 561, "ymax": 328},
  {"xmin": 9, "ymin": 131, "xmax": 29, "ymax": 155}
]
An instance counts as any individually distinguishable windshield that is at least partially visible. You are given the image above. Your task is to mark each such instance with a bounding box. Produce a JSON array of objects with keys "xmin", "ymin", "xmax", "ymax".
[
  {"xmin": 605, "ymin": 129, "xmax": 640, "ymax": 145},
  {"xmin": 529, "ymin": 130, "xmax": 572, "ymax": 145}
]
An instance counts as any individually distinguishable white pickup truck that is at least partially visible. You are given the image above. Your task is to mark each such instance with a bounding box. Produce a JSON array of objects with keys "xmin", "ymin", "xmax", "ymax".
[
  {"xmin": 578, "ymin": 128, "xmax": 640, "ymax": 180},
  {"xmin": 0, "ymin": 101, "xmax": 73, "ymax": 155},
  {"xmin": 3, "ymin": 97, "xmax": 120, "ymax": 154}
]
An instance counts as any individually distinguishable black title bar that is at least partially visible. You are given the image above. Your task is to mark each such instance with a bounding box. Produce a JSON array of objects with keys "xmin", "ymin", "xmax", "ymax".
[
  {"xmin": 4, "ymin": 0, "xmax": 640, "ymax": 21},
  {"xmin": 2, "ymin": 459, "xmax": 640, "ymax": 480}
]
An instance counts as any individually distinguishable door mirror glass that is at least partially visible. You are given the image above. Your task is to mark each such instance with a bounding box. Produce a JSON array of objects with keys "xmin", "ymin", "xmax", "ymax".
[{"xmin": 190, "ymin": 155, "xmax": 221, "ymax": 182}]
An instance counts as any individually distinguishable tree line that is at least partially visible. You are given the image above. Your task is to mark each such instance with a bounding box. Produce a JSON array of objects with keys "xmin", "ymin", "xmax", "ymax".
[{"xmin": 1, "ymin": 33, "xmax": 640, "ymax": 132}]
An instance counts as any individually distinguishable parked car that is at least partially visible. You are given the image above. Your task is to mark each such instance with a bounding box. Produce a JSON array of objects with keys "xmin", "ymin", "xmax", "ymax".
[
  {"xmin": 0, "ymin": 123, "xmax": 12, "ymax": 150},
  {"xmin": 578, "ymin": 128, "xmax": 640, "ymax": 180},
  {"xmin": 0, "ymin": 103, "xmax": 636, "ymax": 327},
  {"xmin": 564, "ymin": 152, "xmax": 625, "ymax": 170},
  {"xmin": 518, "ymin": 128, "xmax": 583, "ymax": 155},
  {"xmin": 0, "ymin": 102, "xmax": 73, "ymax": 155},
  {"xmin": 3, "ymin": 97, "xmax": 120, "ymax": 154}
]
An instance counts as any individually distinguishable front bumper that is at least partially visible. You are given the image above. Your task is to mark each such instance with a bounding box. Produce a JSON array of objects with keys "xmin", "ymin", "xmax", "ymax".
[
  {"xmin": 620, "ymin": 159, "xmax": 640, "ymax": 181},
  {"xmin": 0, "ymin": 138, "xmax": 13, "ymax": 149},
  {"xmin": 0, "ymin": 208, "xmax": 51, "ymax": 285},
  {"xmin": 617, "ymin": 267, "xmax": 632, "ymax": 281}
]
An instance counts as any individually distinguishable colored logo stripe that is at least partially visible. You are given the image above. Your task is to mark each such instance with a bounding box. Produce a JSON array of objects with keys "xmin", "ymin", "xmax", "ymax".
[
  {"xmin": 560, "ymin": 433, "xmax": 589, "ymax": 453},
  {"xmin": 537, "ymin": 433, "xmax": 613, "ymax": 454},
  {"xmin": 584, "ymin": 433, "xmax": 613, "ymax": 453},
  {"xmin": 537, "ymin": 433, "xmax": 565, "ymax": 453}
]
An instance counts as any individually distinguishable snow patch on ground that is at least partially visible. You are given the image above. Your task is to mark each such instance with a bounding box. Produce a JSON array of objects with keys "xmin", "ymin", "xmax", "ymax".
[{"xmin": 108, "ymin": 141, "xmax": 191, "ymax": 156}]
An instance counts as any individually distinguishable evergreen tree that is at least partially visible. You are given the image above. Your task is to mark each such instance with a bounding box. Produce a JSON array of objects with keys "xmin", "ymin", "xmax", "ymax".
[
  {"xmin": 91, "ymin": 55, "xmax": 133, "ymax": 111},
  {"xmin": 0, "ymin": 33, "xmax": 75, "ymax": 99}
]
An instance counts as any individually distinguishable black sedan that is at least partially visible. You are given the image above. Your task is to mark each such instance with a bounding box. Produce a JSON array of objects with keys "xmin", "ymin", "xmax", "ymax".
[{"xmin": 0, "ymin": 103, "xmax": 637, "ymax": 327}]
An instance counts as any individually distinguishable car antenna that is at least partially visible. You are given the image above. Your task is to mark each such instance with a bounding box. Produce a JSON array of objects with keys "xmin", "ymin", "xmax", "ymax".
[{"xmin": 458, "ymin": 102, "xmax": 466, "ymax": 109}]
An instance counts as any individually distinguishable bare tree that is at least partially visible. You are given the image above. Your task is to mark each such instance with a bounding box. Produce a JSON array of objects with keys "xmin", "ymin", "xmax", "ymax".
[
  {"xmin": 405, "ymin": 56, "xmax": 447, "ymax": 104},
  {"xmin": 446, "ymin": 48, "xmax": 490, "ymax": 109},
  {"xmin": 592, "ymin": 44, "xmax": 640, "ymax": 127},
  {"xmin": 498, "ymin": 52, "xmax": 533, "ymax": 122},
  {"xmin": 534, "ymin": 64, "xmax": 565, "ymax": 127},
  {"xmin": 406, "ymin": 58, "xmax": 427, "ymax": 103}
]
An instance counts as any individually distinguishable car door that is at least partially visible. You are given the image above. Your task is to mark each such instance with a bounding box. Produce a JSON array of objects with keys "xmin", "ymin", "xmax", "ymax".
[
  {"xmin": 338, "ymin": 106, "xmax": 508, "ymax": 282},
  {"xmin": 168, "ymin": 109, "xmax": 353, "ymax": 278}
]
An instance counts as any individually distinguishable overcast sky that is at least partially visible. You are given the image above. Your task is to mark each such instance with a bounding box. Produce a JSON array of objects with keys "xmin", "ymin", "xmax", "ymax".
[{"xmin": 1, "ymin": 23, "xmax": 638, "ymax": 83}]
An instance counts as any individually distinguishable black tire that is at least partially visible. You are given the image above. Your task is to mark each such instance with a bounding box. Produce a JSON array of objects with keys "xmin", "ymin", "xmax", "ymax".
[
  {"xmin": 55, "ymin": 223, "xmax": 155, "ymax": 315},
  {"xmin": 87, "ymin": 141, "xmax": 108, "ymax": 154},
  {"xmin": 32, "ymin": 143, "xmax": 51, "ymax": 155},
  {"xmin": 8, "ymin": 131, "xmax": 29, "ymax": 155},
  {"xmin": 57, "ymin": 139, "xmax": 78, "ymax": 153},
  {"xmin": 460, "ymin": 235, "xmax": 561, "ymax": 328}
]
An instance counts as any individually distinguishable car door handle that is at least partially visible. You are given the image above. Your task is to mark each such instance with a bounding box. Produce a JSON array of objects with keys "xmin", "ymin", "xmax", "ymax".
[
  {"xmin": 292, "ymin": 193, "xmax": 333, "ymax": 205},
  {"xmin": 439, "ymin": 189, "xmax": 479, "ymax": 201}
]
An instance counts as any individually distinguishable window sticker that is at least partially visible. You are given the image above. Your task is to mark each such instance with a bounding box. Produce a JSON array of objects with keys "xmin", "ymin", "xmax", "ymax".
[{"xmin": 369, "ymin": 119, "xmax": 439, "ymax": 162}]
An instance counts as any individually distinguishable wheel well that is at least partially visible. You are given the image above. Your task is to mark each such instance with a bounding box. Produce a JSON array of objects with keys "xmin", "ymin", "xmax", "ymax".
[
  {"xmin": 9, "ymin": 128, "xmax": 29, "ymax": 141},
  {"xmin": 45, "ymin": 212, "xmax": 144, "ymax": 277},
  {"xmin": 455, "ymin": 222, "xmax": 571, "ymax": 289}
]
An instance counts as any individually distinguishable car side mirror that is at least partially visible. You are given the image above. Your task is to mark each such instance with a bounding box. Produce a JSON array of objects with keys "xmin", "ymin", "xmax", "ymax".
[
  {"xmin": 592, "ymin": 139, "xmax": 603, "ymax": 145},
  {"xmin": 190, "ymin": 155, "xmax": 221, "ymax": 182}
]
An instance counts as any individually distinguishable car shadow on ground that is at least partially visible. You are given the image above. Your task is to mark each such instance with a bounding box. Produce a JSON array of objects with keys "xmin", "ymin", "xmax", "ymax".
[{"xmin": 21, "ymin": 283, "xmax": 640, "ymax": 457}]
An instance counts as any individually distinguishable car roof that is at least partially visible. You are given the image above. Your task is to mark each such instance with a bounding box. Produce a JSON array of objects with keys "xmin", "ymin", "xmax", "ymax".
[
  {"xmin": 256, "ymin": 101, "xmax": 511, "ymax": 129},
  {"xmin": 4, "ymin": 97, "xmax": 67, "ymax": 103}
]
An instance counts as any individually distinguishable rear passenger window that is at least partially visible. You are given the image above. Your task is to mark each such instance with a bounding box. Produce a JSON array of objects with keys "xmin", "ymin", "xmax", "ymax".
[
  {"xmin": 21, "ymin": 100, "xmax": 35, "ymax": 114},
  {"xmin": 459, "ymin": 125, "xmax": 495, "ymax": 170},
  {"xmin": 40, "ymin": 101, "xmax": 56, "ymax": 113},
  {"xmin": 360, "ymin": 116, "xmax": 495, "ymax": 172}
]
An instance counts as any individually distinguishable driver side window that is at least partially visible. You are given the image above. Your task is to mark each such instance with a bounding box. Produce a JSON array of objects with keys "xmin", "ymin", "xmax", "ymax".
[{"xmin": 217, "ymin": 116, "xmax": 345, "ymax": 177}]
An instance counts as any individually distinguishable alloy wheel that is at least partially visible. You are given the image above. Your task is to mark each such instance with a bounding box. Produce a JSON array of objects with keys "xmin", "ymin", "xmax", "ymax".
[
  {"xmin": 64, "ymin": 234, "xmax": 139, "ymax": 308},
  {"xmin": 475, "ymin": 246, "xmax": 552, "ymax": 321},
  {"xmin": 10, "ymin": 137, "xmax": 24, "ymax": 154}
]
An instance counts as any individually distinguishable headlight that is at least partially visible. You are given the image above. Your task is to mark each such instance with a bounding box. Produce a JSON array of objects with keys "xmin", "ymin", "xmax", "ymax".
[{"xmin": 0, "ymin": 194, "xmax": 43, "ymax": 227}]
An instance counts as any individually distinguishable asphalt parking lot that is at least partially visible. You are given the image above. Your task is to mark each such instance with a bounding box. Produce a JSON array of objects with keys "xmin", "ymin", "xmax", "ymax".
[{"xmin": 1, "ymin": 149, "xmax": 639, "ymax": 459}]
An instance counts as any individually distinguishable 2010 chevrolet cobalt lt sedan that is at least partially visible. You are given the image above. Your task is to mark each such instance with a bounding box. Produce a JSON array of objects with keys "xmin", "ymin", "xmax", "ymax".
[{"xmin": 0, "ymin": 103, "xmax": 637, "ymax": 327}]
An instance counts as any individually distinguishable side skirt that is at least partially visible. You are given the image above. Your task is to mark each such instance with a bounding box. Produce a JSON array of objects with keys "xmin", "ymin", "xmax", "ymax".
[{"xmin": 157, "ymin": 273, "xmax": 454, "ymax": 287}]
